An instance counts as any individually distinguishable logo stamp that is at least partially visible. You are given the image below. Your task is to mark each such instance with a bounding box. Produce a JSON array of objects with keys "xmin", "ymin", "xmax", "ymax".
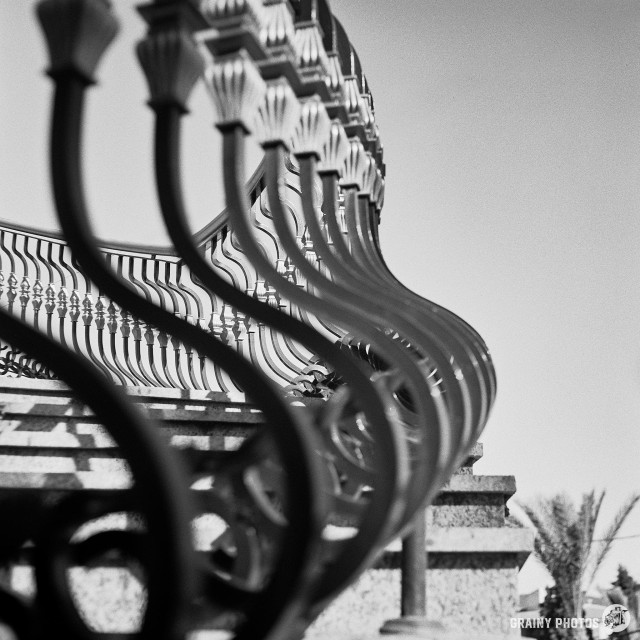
[{"xmin": 602, "ymin": 604, "xmax": 631, "ymax": 635}]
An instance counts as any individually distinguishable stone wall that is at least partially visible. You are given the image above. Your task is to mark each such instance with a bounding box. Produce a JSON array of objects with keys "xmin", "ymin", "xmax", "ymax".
[{"xmin": 305, "ymin": 452, "xmax": 534, "ymax": 640}]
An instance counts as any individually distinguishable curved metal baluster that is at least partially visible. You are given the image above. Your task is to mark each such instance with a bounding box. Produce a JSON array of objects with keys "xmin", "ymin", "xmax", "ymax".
[
  {"xmin": 116, "ymin": 254, "xmax": 162, "ymax": 386},
  {"xmin": 151, "ymin": 260, "xmax": 192, "ymax": 389},
  {"xmin": 198, "ymin": 0, "xmax": 465, "ymax": 607},
  {"xmin": 254, "ymin": 189, "xmax": 340, "ymax": 351},
  {"xmin": 12, "ymin": 235, "xmax": 30, "ymax": 323},
  {"xmin": 79, "ymin": 287, "xmax": 115, "ymax": 382},
  {"xmin": 94, "ymin": 294, "xmax": 134, "ymax": 386},
  {"xmin": 234, "ymin": 231, "xmax": 321, "ymax": 370},
  {"xmin": 225, "ymin": 124, "xmax": 419, "ymax": 598},
  {"xmin": 267, "ymin": 1, "xmax": 490, "ymax": 605},
  {"xmin": 210, "ymin": 235, "xmax": 250, "ymax": 366},
  {"xmin": 141, "ymin": 28, "xmax": 408, "ymax": 623},
  {"xmin": 313, "ymin": 150, "xmax": 491, "ymax": 462},
  {"xmin": 264, "ymin": 151, "xmax": 455, "ymax": 521},
  {"xmin": 107, "ymin": 298, "xmax": 140, "ymax": 385},
  {"xmin": 163, "ymin": 262, "xmax": 194, "ymax": 389},
  {"xmin": 325, "ymin": 18, "xmax": 496, "ymax": 438},
  {"xmin": 36, "ymin": 3, "xmax": 329, "ymax": 639},
  {"xmin": 221, "ymin": 230, "xmax": 250, "ymax": 293},
  {"xmin": 59, "ymin": 244, "xmax": 87, "ymax": 369},
  {"xmin": 0, "ymin": 231, "xmax": 17, "ymax": 314},
  {"xmin": 296, "ymin": 146, "xmax": 486, "ymax": 477},
  {"xmin": 261, "ymin": 127, "xmax": 467, "ymax": 532},
  {"xmin": 175, "ymin": 263, "xmax": 205, "ymax": 389},
  {"xmin": 45, "ymin": 242, "xmax": 67, "ymax": 345},
  {"xmin": 21, "ymin": 236, "xmax": 41, "ymax": 330},
  {"xmin": 187, "ymin": 268, "xmax": 213, "ymax": 388},
  {"xmin": 350, "ymin": 174, "xmax": 494, "ymax": 406},
  {"xmin": 236, "ymin": 202, "xmax": 327, "ymax": 380},
  {"xmin": 126, "ymin": 255, "xmax": 166, "ymax": 387},
  {"xmin": 57, "ymin": 242, "xmax": 78, "ymax": 292},
  {"xmin": 362, "ymin": 191, "xmax": 497, "ymax": 404},
  {"xmin": 257, "ymin": 166, "xmax": 345, "ymax": 346},
  {"xmin": 362, "ymin": 192, "xmax": 497, "ymax": 444},
  {"xmin": 110, "ymin": 254, "xmax": 152, "ymax": 386},
  {"xmin": 175, "ymin": 262, "xmax": 202, "ymax": 325},
  {"xmin": 253, "ymin": 285, "xmax": 308, "ymax": 385},
  {"xmin": 347, "ymin": 150, "xmax": 490, "ymax": 408},
  {"xmin": 35, "ymin": 239, "xmax": 55, "ymax": 339},
  {"xmin": 69, "ymin": 240, "xmax": 120, "ymax": 382},
  {"xmin": 330, "ymin": 172, "xmax": 493, "ymax": 451},
  {"xmin": 222, "ymin": 226, "xmax": 317, "ymax": 374},
  {"xmin": 139, "ymin": 258, "xmax": 176, "ymax": 388},
  {"xmin": 336, "ymin": 8, "xmax": 494, "ymax": 422}
]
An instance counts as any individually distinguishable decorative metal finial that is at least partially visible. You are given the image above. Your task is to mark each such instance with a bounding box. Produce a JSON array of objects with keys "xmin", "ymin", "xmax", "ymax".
[
  {"xmin": 359, "ymin": 152, "xmax": 378, "ymax": 198},
  {"xmin": 254, "ymin": 79, "xmax": 301, "ymax": 148},
  {"xmin": 137, "ymin": 28, "xmax": 205, "ymax": 112},
  {"xmin": 373, "ymin": 167, "xmax": 385, "ymax": 211},
  {"xmin": 204, "ymin": 50, "xmax": 266, "ymax": 133},
  {"xmin": 339, "ymin": 138, "xmax": 368, "ymax": 189},
  {"xmin": 260, "ymin": 0, "xmax": 296, "ymax": 55},
  {"xmin": 343, "ymin": 76, "xmax": 364, "ymax": 124},
  {"xmin": 201, "ymin": 0, "xmax": 264, "ymax": 30},
  {"xmin": 359, "ymin": 92, "xmax": 375, "ymax": 129},
  {"xmin": 290, "ymin": 96, "xmax": 331, "ymax": 158},
  {"xmin": 318, "ymin": 121, "xmax": 350, "ymax": 174},
  {"xmin": 36, "ymin": 0, "xmax": 119, "ymax": 84},
  {"xmin": 325, "ymin": 52, "xmax": 346, "ymax": 101},
  {"xmin": 294, "ymin": 20, "xmax": 330, "ymax": 83}
]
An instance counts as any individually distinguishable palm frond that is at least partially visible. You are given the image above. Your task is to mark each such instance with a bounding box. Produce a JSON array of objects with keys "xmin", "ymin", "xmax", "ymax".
[
  {"xmin": 585, "ymin": 493, "xmax": 640, "ymax": 589},
  {"xmin": 577, "ymin": 491, "xmax": 603, "ymax": 583},
  {"xmin": 519, "ymin": 500, "xmax": 566, "ymax": 576},
  {"xmin": 520, "ymin": 495, "xmax": 580, "ymax": 587}
]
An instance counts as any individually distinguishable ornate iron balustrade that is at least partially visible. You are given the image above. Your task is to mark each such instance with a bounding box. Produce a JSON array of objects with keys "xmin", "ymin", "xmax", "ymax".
[
  {"xmin": 0, "ymin": 170, "xmax": 337, "ymax": 393},
  {"xmin": 0, "ymin": 0, "xmax": 497, "ymax": 638}
]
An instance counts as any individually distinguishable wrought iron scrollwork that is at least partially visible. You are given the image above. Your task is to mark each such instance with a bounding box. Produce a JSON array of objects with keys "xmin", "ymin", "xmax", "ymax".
[
  {"xmin": 0, "ymin": 307, "xmax": 198, "ymax": 639},
  {"xmin": 0, "ymin": 0, "xmax": 496, "ymax": 637}
]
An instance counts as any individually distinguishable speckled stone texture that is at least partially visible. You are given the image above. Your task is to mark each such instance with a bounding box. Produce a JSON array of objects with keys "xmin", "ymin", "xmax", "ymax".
[
  {"xmin": 305, "ymin": 569, "xmax": 400, "ymax": 639},
  {"xmin": 304, "ymin": 556, "xmax": 523, "ymax": 639},
  {"xmin": 427, "ymin": 474, "xmax": 516, "ymax": 529},
  {"xmin": 428, "ymin": 493, "xmax": 505, "ymax": 528},
  {"xmin": 425, "ymin": 553, "xmax": 521, "ymax": 637},
  {"xmin": 5, "ymin": 566, "xmax": 144, "ymax": 632}
]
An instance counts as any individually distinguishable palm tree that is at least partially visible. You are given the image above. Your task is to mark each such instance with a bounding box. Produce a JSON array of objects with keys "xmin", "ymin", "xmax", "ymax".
[{"xmin": 520, "ymin": 491, "xmax": 640, "ymax": 640}]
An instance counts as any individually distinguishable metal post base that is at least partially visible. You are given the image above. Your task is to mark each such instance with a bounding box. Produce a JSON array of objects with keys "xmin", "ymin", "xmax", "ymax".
[{"xmin": 379, "ymin": 616, "xmax": 446, "ymax": 637}]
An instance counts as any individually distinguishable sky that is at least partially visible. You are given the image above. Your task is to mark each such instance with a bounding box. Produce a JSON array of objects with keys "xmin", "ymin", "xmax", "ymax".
[{"xmin": 1, "ymin": 0, "xmax": 640, "ymax": 596}]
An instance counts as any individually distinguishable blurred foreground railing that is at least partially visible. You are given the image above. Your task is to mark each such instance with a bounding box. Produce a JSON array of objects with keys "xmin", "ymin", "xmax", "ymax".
[{"xmin": 0, "ymin": 0, "xmax": 496, "ymax": 638}]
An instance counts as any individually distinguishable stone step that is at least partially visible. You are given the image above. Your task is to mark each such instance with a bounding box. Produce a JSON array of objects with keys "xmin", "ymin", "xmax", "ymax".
[
  {"xmin": 0, "ymin": 381, "xmax": 484, "ymax": 470},
  {"xmin": 0, "ymin": 377, "xmax": 243, "ymax": 404},
  {"xmin": 428, "ymin": 474, "xmax": 515, "ymax": 528},
  {"xmin": 442, "ymin": 475, "xmax": 515, "ymax": 495},
  {"xmin": 0, "ymin": 470, "xmax": 131, "ymax": 490},
  {"xmin": 382, "ymin": 525, "xmax": 533, "ymax": 564},
  {"xmin": 0, "ymin": 398, "xmax": 266, "ymax": 423}
]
